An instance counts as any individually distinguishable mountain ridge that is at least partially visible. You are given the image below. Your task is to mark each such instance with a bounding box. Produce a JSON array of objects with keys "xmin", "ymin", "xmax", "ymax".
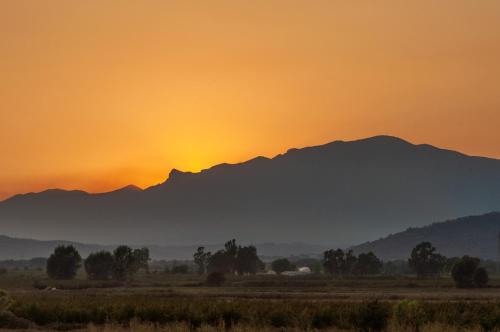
[
  {"xmin": 351, "ymin": 212, "xmax": 500, "ymax": 260},
  {"xmin": 1, "ymin": 135, "xmax": 500, "ymax": 245}
]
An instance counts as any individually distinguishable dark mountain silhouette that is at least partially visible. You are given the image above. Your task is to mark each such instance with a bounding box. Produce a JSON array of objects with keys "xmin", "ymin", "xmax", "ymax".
[
  {"xmin": 1, "ymin": 135, "xmax": 500, "ymax": 246},
  {"xmin": 351, "ymin": 212, "xmax": 500, "ymax": 260}
]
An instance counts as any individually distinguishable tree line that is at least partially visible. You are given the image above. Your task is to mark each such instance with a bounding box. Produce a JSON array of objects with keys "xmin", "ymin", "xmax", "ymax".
[
  {"xmin": 46, "ymin": 245, "xmax": 150, "ymax": 281},
  {"xmin": 45, "ymin": 240, "xmax": 490, "ymax": 289}
]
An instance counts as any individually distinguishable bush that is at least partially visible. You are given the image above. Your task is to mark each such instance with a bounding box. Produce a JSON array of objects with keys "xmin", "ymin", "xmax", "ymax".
[
  {"xmin": 271, "ymin": 258, "xmax": 295, "ymax": 274},
  {"xmin": 350, "ymin": 301, "xmax": 390, "ymax": 332},
  {"xmin": 451, "ymin": 256, "xmax": 481, "ymax": 288},
  {"xmin": 206, "ymin": 272, "xmax": 225, "ymax": 286},
  {"xmin": 46, "ymin": 245, "xmax": 82, "ymax": 280},
  {"xmin": 394, "ymin": 300, "xmax": 426, "ymax": 332},
  {"xmin": 473, "ymin": 267, "xmax": 489, "ymax": 288}
]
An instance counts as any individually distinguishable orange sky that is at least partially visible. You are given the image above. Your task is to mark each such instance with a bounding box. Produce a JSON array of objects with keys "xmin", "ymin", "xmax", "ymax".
[{"xmin": 1, "ymin": 1, "xmax": 500, "ymax": 200}]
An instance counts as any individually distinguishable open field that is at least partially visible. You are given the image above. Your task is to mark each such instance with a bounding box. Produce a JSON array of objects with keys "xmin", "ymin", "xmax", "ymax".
[{"xmin": 0, "ymin": 272, "xmax": 500, "ymax": 331}]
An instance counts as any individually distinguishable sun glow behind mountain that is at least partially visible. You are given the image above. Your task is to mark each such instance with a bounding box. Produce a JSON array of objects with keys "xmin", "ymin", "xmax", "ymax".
[{"xmin": 1, "ymin": 0, "xmax": 500, "ymax": 200}]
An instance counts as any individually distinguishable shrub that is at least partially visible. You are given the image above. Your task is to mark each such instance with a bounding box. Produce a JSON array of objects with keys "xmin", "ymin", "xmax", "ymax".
[
  {"xmin": 451, "ymin": 256, "xmax": 480, "ymax": 288},
  {"xmin": 271, "ymin": 258, "xmax": 295, "ymax": 274},
  {"xmin": 206, "ymin": 272, "xmax": 225, "ymax": 286},
  {"xmin": 394, "ymin": 300, "xmax": 426, "ymax": 332},
  {"xmin": 350, "ymin": 301, "xmax": 390, "ymax": 332},
  {"xmin": 473, "ymin": 267, "xmax": 489, "ymax": 288}
]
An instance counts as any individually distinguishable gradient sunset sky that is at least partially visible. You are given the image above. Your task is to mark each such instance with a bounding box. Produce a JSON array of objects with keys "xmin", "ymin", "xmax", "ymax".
[{"xmin": 1, "ymin": 1, "xmax": 500, "ymax": 200}]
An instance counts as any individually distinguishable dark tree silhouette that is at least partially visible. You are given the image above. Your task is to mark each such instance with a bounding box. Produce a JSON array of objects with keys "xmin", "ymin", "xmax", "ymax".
[
  {"xmin": 473, "ymin": 267, "xmax": 489, "ymax": 288},
  {"xmin": 451, "ymin": 256, "xmax": 481, "ymax": 288},
  {"xmin": 408, "ymin": 242, "xmax": 446, "ymax": 278},
  {"xmin": 193, "ymin": 247, "xmax": 211, "ymax": 275},
  {"xmin": 112, "ymin": 245, "xmax": 134, "ymax": 281},
  {"xmin": 352, "ymin": 252, "xmax": 383, "ymax": 276},
  {"xmin": 46, "ymin": 245, "xmax": 82, "ymax": 280},
  {"xmin": 271, "ymin": 258, "xmax": 295, "ymax": 274},
  {"xmin": 323, "ymin": 249, "xmax": 357, "ymax": 277},
  {"xmin": 207, "ymin": 250, "xmax": 233, "ymax": 274},
  {"xmin": 84, "ymin": 251, "xmax": 114, "ymax": 280},
  {"xmin": 224, "ymin": 239, "xmax": 238, "ymax": 273},
  {"xmin": 132, "ymin": 247, "xmax": 150, "ymax": 273},
  {"xmin": 235, "ymin": 245, "xmax": 260, "ymax": 275}
]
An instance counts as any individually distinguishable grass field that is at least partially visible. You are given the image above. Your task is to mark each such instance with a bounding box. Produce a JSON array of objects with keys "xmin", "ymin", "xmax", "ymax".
[{"xmin": 1, "ymin": 271, "xmax": 500, "ymax": 331}]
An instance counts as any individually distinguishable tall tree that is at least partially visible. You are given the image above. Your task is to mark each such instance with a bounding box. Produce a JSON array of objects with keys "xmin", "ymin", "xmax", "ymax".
[
  {"xmin": 235, "ymin": 245, "xmax": 260, "ymax": 275},
  {"xmin": 408, "ymin": 242, "xmax": 446, "ymax": 278},
  {"xmin": 112, "ymin": 245, "xmax": 135, "ymax": 281},
  {"xmin": 193, "ymin": 247, "xmax": 211, "ymax": 275},
  {"xmin": 224, "ymin": 239, "xmax": 238, "ymax": 273},
  {"xmin": 46, "ymin": 245, "xmax": 82, "ymax": 280}
]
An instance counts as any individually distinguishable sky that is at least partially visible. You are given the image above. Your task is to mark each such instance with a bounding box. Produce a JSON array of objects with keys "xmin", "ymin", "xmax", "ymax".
[{"xmin": 1, "ymin": 0, "xmax": 500, "ymax": 200}]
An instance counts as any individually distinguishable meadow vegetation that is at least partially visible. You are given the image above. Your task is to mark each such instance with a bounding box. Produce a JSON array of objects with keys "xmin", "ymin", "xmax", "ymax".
[{"xmin": 0, "ymin": 241, "xmax": 497, "ymax": 331}]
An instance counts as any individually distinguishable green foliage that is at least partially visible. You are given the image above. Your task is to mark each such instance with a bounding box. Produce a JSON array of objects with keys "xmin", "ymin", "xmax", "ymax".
[
  {"xmin": 84, "ymin": 251, "xmax": 114, "ymax": 280},
  {"xmin": 408, "ymin": 242, "xmax": 446, "ymax": 278},
  {"xmin": 46, "ymin": 245, "xmax": 82, "ymax": 280},
  {"xmin": 271, "ymin": 258, "xmax": 295, "ymax": 274},
  {"xmin": 451, "ymin": 256, "xmax": 481, "ymax": 288},
  {"xmin": 394, "ymin": 300, "xmax": 426, "ymax": 332}
]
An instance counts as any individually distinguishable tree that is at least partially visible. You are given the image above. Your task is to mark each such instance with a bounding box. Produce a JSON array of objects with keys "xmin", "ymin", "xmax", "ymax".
[
  {"xmin": 408, "ymin": 242, "xmax": 446, "ymax": 278},
  {"xmin": 84, "ymin": 251, "xmax": 114, "ymax": 280},
  {"xmin": 132, "ymin": 247, "xmax": 150, "ymax": 273},
  {"xmin": 352, "ymin": 252, "xmax": 383, "ymax": 276},
  {"xmin": 451, "ymin": 256, "xmax": 480, "ymax": 288},
  {"xmin": 207, "ymin": 250, "xmax": 233, "ymax": 274},
  {"xmin": 235, "ymin": 246, "xmax": 260, "ymax": 275},
  {"xmin": 271, "ymin": 258, "xmax": 295, "ymax": 274},
  {"xmin": 473, "ymin": 267, "xmax": 489, "ymax": 288},
  {"xmin": 112, "ymin": 245, "xmax": 134, "ymax": 281},
  {"xmin": 46, "ymin": 245, "xmax": 82, "ymax": 280},
  {"xmin": 323, "ymin": 249, "xmax": 357, "ymax": 277},
  {"xmin": 193, "ymin": 247, "xmax": 211, "ymax": 275},
  {"xmin": 224, "ymin": 239, "xmax": 238, "ymax": 273}
]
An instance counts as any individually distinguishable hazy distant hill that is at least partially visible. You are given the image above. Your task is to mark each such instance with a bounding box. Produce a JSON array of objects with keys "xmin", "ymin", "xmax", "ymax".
[
  {"xmin": 352, "ymin": 212, "xmax": 500, "ymax": 260},
  {"xmin": 0, "ymin": 234, "xmax": 328, "ymax": 260},
  {"xmin": 1, "ymin": 135, "xmax": 500, "ymax": 246}
]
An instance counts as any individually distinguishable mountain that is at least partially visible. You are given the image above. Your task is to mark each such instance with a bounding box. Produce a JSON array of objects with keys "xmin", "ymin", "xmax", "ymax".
[
  {"xmin": 0, "ymin": 234, "xmax": 328, "ymax": 260},
  {"xmin": 351, "ymin": 212, "xmax": 500, "ymax": 260},
  {"xmin": 1, "ymin": 135, "xmax": 500, "ymax": 246}
]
